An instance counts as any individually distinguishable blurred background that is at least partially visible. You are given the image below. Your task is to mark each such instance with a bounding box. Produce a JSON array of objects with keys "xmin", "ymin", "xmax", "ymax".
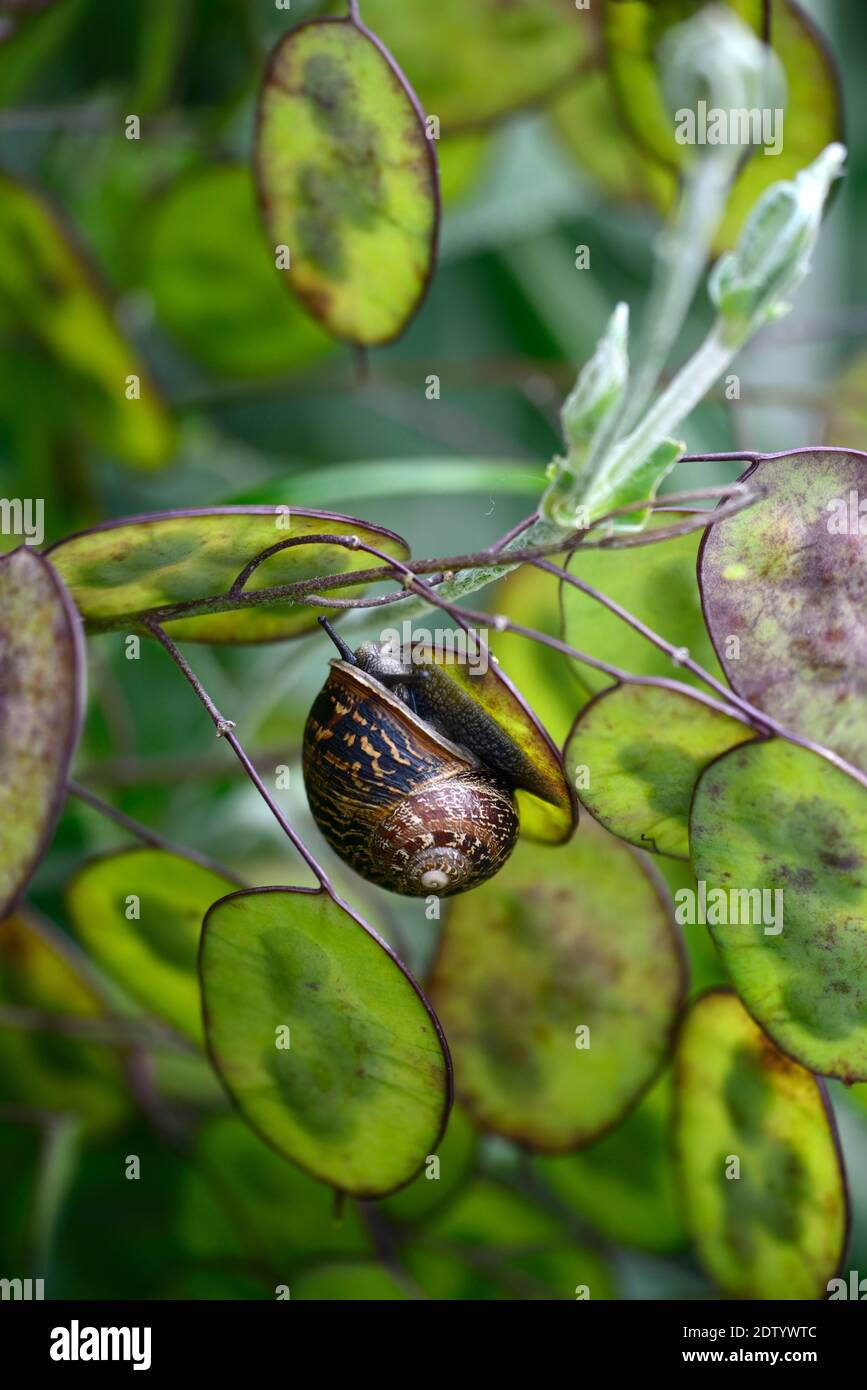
[{"xmin": 0, "ymin": 0, "xmax": 865, "ymax": 1300}]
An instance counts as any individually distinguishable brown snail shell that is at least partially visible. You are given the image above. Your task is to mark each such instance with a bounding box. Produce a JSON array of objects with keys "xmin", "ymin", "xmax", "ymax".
[{"xmin": 303, "ymin": 659, "xmax": 519, "ymax": 897}]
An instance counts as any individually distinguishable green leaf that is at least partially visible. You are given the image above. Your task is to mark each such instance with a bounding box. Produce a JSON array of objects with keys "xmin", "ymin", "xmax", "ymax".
[
  {"xmin": 130, "ymin": 0, "xmax": 191, "ymax": 116},
  {"xmin": 0, "ymin": 911, "xmax": 127, "ymax": 1131},
  {"xmin": 0, "ymin": 549, "xmax": 83, "ymax": 917},
  {"xmin": 429, "ymin": 824, "xmax": 686, "ymax": 1150},
  {"xmin": 690, "ymin": 737, "xmax": 867, "ymax": 1082},
  {"xmin": 565, "ymin": 683, "xmax": 755, "ymax": 859},
  {"xmin": 700, "ymin": 449, "xmax": 867, "ymax": 772},
  {"xmin": 46, "ymin": 506, "xmax": 410, "ymax": 643},
  {"xmin": 534, "ymin": 1070, "xmax": 686, "ymax": 1254},
  {"xmin": 560, "ymin": 302, "xmax": 629, "ymax": 457},
  {"xmin": 339, "ymin": 0, "xmax": 594, "ymax": 129},
  {"xmin": 545, "ymin": 307, "xmax": 677, "ymax": 537},
  {"xmin": 561, "ymin": 517, "xmax": 724, "ymax": 698},
  {"xmin": 405, "ymin": 1179, "xmax": 615, "ymax": 1300},
  {"xmin": 602, "ymin": 0, "xmax": 842, "ymax": 249},
  {"xmin": 143, "ymin": 165, "xmax": 334, "ymax": 379},
  {"xmin": 575, "ymin": 436, "xmax": 685, "ymax": 535},
  {"xmin": 66, "ymin": 849, "xmax": 239, "ymax": 1045},
  {"xmin": 0, "ymin": 0, "xmax": 84, "ymax": 108},
  {"xmin": 0, "ymin": 173, "xmax": 175, "ymax": 470},
  {"xmin": 255, "ymin": 17, "xmax": 438, "ymax": 346},
  {"xmin": 675, "ymin": 989, "xmax": 847, "ymax": 1299},
  {"xmin": 200, "ymin": 887, "xmax": 451, "ymax": 1196},
  {"xmin": 708, "ymin": 144, "xmax": 845, "ymax": 340},
  {"xmin": 229, "ymin": 458, "xmax": 546, "ymax": 508}
]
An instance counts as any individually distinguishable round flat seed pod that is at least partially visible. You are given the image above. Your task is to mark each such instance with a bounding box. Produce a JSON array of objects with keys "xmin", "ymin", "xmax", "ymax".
[
  {"xmin": 675, "ymin": 990, "xmax": 847, "ymax": 1299},
  {"xmin": 430, "ymin": 824, "xmax": 686, "ymax": 1150},
  {"xmin": 255, "ymin": 17, "xmax": 438, "ymax": 346},
  {"xmin": 200, "ymin": 886, "xmax": 451, "ymax": 1197},
  {"xmin": 691, "ymin": 737, "xmax": 867, "ymax": 1082}
]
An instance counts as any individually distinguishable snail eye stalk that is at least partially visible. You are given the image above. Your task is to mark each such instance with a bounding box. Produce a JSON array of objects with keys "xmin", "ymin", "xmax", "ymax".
[{"xmin": 318, "ymin": 616, "xmax": 358, "ymax": 665}]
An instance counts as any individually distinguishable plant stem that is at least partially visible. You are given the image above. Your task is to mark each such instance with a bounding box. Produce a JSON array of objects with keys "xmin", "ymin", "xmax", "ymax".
[
  {"xmin": 68, "ymin": 781, "xmax": 247, "ymax": 885},
  {"xmin": 82, "ymin": 486, "xmax": 755, "ymax": 637},
  {"xmin": 598, "ymin": 151, "xmax": 739, "ymax": 456},
  {"xmin": 620, "ymin": 323, "xmax": 736, "ymax": 466},
  {"xmin": 388, "ymin": 553, "xmax": 867, "ymax": 789},
  {"xmin": 389, "ymin": 486, "xmax": 755, "ymax": 618},
  {"xmin": 346, "ymin": 531, "xmax": 752, "ymax": 719},
  {"xmin": 28, "ymin": 1114, "xmax": 81, "ymax": 1283},
  {"xmin": 281, "ymin": 489, "xmax": 755, "ymax": 620},
  {"xmin": 537, "ymin": 557, "xmax": 763, "ymax": 720},
  {"xmin": 580, "ymin": 322, "xmax": 735, "ymax": 522},
  {"xmin": 143, "ymin": 620, "xmax": 336, "ymax": 894},
  {"xmin": 626, "ymin": 158, "xmax": 739, "ymax": 428},
  {"xmin": 0, "ymin": 1005, "xmax": 194, "ymax": 1051},
  {"xmin": 427, "ymin": 595, "xmax": 753, "ymax": 720},
  {"xmin": 356, "ymin": 1204, "xmax": 427, "ymax": 1299},
  {"xmin": 293, "ymin": 497, "xmax": 755, "ymax": 613},
  {"xmin": 74, "ymin": 747, "xmax": 298, "ymax": 790}
]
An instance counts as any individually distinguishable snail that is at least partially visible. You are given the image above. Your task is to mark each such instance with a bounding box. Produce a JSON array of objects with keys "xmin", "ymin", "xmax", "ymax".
[{"xmin": 302, "ymin": 619, "xmax": 547, "ymax": 897}]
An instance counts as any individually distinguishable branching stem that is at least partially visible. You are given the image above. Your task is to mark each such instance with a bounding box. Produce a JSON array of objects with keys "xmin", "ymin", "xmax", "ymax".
[
  {"xmin": 358, "ymin": 541, "xmax": 867, "ymax": 790},
  {"xmin": 86, "ymin": 485, "xmax": 755, "ymax": 636}
]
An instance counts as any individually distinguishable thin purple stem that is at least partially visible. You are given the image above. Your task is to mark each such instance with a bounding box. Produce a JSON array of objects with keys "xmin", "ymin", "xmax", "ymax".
[
  {"xmin": 228, "ymin": 532, "xmax": 367, "ymax": 598},
  {"xmin": 535, "ymin": 562, "xmax": 867, "ymax": 787},
  {"xmin": 275, "ymin": 490, "xmax": 754, "ymax": 613},
  {"xmin": 81, "ymin": 486, "xmax": 751, "ymax": 637},
  {"xmin": 490, "ymin": 511, "xmax": 540, "ymax": 552},
  {"xmin": 430, "ymin": 597, "xmax": 748, "ymax": 717},
  {"xmin": 0, "ymin": 1005, "xmax": 194, "ymax": 1052},
  {"xmin": 68, "ymin": 780, "xmax": 246, "ymax": 886},
  {"xmin": 216, "ymin": 505, "xmax": 780, "ymax": 739},
  {"xmin": 680, "ymin": 451, "xmax": 764, "ymax": 465},
  {"xmin": 322, "ymin": 533, "xmax": 729, "ymax": 713},
  {"xmin": 355, "ymin": 547, "xmax": 867, "ymax": 790},
  {"xmin": 574, "ymin": 490, "xmax": 757, "ymax": 550},
  {"xmin": 357, "ymin": 1205, "xmax": 426, "ymax": 1299},
  {"xmin": 536, "ymin": 559, "xmax": 771, "ymax": 728},
  {"xmin": 143, "ymin": 619, "xmax": 336, "ymax": 895}
]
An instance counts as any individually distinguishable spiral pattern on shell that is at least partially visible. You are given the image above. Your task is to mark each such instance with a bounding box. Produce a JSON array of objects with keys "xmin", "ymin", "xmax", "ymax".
[
  {"xmin": 302, "ymin": 660, "xmax": 519, "ymax": 897},
  {"xmin": 370, "ymin": 770, "xmax": 518, "ymax": 895}
]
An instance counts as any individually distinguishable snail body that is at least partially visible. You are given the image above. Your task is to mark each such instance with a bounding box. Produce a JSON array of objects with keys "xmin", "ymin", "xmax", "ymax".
[{"xmin": 302, "ymin": 639, "xmax": 521, "ymax": 897}]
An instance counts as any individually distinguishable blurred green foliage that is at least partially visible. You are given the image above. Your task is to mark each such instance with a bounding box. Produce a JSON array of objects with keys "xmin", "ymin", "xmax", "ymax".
[{"xmin": 1, "ymin": 0, "xmax": 866, "ymax": 1302}]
